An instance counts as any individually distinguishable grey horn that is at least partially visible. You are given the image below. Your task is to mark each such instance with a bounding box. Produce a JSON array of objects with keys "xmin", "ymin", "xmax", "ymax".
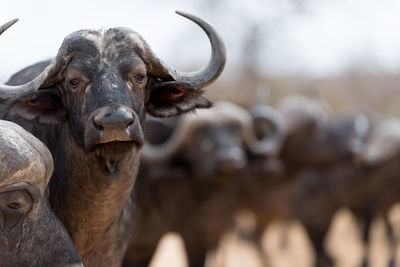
[
  {"xmin": 0, "ymin": 18, "xmax": 18, "ymax": 35},
  {"xmin": 0, "ymin": 18, "xmax": 58, "ymax": 104},
  {"xmin": 141, "ymin": 115, "xmax": 193, "ymax": 162},
  {"xmin": 0, "ymin": 11, "xmax": 226, "ymax": 103},
  {"xmin": 0, "ymin": 66, "xmax": 56, "ymax": 104},
  {"xmin": 148, "ymin": 11, "xmax": 226, "ymax": 88}
]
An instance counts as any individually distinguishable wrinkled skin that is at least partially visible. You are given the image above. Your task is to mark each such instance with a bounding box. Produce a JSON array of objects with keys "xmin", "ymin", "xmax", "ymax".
[
  {"xmin": 2, "ymin": 21, "xmax": 222, "ymax": 266},
  {"xmin": 0, "ymin": 186, "xmax": 83, "ymax": 267},
  {"xmin": 0, "ymin": 120, "xmax": 82, "ymax": 267}
]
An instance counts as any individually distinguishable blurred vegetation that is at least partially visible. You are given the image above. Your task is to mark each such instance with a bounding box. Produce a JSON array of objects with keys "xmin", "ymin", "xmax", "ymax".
[
  {"xmin": 208, "ymin": 71, "xmax": 400, "ymax": 119},
  {"xmin": 194, "ymin": 0, "xmax": 400, "ymax": 120}
]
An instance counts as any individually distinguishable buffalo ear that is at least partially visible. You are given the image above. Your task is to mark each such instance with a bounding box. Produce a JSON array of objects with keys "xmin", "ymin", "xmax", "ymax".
[
  {"xmin": 146, "ymin": 80, "xmax": 211, "ymax": 118},
  {"xmin": 5, "ymin": 90, "xmax": 66, "ymax": 124}
]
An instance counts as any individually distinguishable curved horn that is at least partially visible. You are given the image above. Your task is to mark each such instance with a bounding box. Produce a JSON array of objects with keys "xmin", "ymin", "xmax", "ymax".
[
  {"xmin": 200, "ymin": 102, "xmax": 285, "ymax": 157},
  {"xmin": 147, "ymin": 11, "xmax": 226, "ymax": 88},
  {"xmin": 143, "ymin": 116, "xmax": 177, "ymax": 145},
  {"xmin": 142, "ymin": 102, "xmax": 236, "ymax": 162},
  {"xmin": 143, "ymin": 102, "xmax": 285, "ymax": 161},
  {"xmin": 247, "ymin": 105, "xmax": 286, "ymax": 156},
  {"xmin": 0, "ymin": 30, "xmax": 90, "ymax": 104},
  {"xmin": 0, "ymin": 18, "xmax": 54, "ymax": 104},
  {"xmin": 0, "ymin": 18, "xmax": 18, "ymax": 35},
  {"xmin": 141, "ymin": 115, "xmax": 192, "ymax": 162},
  {"xmin": 0, "ymin": 63, "xmax": 58, "ymax": 104},
  {"xmin": 0, "ymin": 18, "xmax": 68, "ymax": 103}
]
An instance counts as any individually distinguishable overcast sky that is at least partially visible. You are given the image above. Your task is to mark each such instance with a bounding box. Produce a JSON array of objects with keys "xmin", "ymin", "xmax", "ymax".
[{"xmin": 1, "ymin": 0, "xmax": 400, "ymax": 82}]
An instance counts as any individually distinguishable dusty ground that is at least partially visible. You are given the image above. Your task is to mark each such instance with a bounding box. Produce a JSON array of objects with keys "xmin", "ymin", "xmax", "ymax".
[{"xmin": 148, "ymin": 206, "xmax": 400, "ymax": 267}]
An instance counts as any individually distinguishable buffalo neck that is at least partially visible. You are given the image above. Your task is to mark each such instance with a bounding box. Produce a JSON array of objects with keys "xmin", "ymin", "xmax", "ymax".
[{"xmin": 49, "ymin": 127, "xmax": 138, "ymax": 266}]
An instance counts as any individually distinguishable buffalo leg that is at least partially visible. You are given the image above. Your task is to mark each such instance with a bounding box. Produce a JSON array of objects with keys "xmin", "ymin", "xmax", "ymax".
[
  {"xmin": 234, "ymin": 218, "xmax": 272, "ymax": 267},
  {"xmin": 122, "ymin": 230, "xmax": 164, "ymax": 267},
  {"xmin": 383, "ymin": 215, "xmax": 396, "ymax": 267},
  {"xmin": 181, "ymin": 232, "xmax": 209, "ymax": 267},
  {"xmin": 303, "ymin": 222, "xmax": 334, "ymax": 267},
  {"xmin": 356, "ymin": 208, "xmax": 374, "ymax": 267},
  {"xmin": 122, "ymin": 239, "xmax": 160, "ymax": 267}
]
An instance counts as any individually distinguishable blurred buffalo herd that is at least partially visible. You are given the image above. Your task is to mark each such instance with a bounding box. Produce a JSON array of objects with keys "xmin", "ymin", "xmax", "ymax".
[{"xmin": 122, "ymin": 92, "xmax": 400, "ymax": 267}]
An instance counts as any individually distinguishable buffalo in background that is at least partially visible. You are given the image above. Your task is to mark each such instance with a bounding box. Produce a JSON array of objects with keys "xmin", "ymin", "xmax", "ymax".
[
  {"xmin": 123, "ymin": 101, "xmax": 285, "ymax": 267},
  {"xmin": 124, "ymin": 95, "xmax": 400, "ymax": 267}
]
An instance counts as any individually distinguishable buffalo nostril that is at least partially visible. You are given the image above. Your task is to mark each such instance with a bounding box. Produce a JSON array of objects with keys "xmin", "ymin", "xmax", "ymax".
[
  {"xmin": 93, "ymin": 120, "xmax": 104, "ymax": 132},
  {"xmin": 93, "ymin": 108, "xmax": 134, "ymax": 131},
  {"xmin": 126, "ymin": 118, "xmax": 134, "ymax": 129}
]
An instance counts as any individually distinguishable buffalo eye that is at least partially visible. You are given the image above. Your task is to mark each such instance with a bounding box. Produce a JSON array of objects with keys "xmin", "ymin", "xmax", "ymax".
[
  {"xmin": 0, "ymin": 190, "xmax": 33, "ymax": 230},
  {"xmin": 6, "ymin": 203, "xmax": 20, "ymax": 210},
  {"xmin": 134, "ymin": 73, "xmax": 146, "ymax": 83},
  {"xmin": 69, "ymin": 78, "xmax": 80, "ymax": 88}
]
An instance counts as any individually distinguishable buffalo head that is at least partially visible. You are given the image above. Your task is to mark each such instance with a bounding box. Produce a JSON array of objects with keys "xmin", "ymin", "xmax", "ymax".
[
  {"xmin": 142, "ymin": 101, "xmax": 285, "ymax": 177},
  {"xmin": 1, "ymin": 12, "xmax": 226, "ymax": 174},
  {"xmin": 278, "ymin": 94, "xmax": 371, "ymax": 168}
]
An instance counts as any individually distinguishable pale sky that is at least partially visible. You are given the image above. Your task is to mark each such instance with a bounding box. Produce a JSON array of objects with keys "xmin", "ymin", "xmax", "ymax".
[{"xmin": 1, "ymin": 0, "xmax": 400, "ymax": 81}]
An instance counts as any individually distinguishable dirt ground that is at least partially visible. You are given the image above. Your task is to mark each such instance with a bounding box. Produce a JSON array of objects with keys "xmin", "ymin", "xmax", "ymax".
[{"xmin": 148, "ymin": 205, "xmax": 400, "ymax": 267}]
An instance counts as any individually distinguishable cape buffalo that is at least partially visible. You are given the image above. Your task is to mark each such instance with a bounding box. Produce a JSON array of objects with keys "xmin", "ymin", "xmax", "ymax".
[
  {"xmin": 0, "ymin": 12, "xmax": 225, "ymax": 267},
  {"xmin": 0, "ymin": 120, "xmax": 83, "ymax": 267},
  {"xmin": 123, "ymin": 101, "xmax": 285, "ymax": 267}
]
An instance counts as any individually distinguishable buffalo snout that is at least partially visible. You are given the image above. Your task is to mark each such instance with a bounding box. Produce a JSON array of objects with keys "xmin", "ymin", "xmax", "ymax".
[
  {"xmin": 93, "ymin": 106, "xmax": 134, "ymax": 132},
  {"xmin": 85, "ymin": 105, "xmax": 144, "ymax": 152}
]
